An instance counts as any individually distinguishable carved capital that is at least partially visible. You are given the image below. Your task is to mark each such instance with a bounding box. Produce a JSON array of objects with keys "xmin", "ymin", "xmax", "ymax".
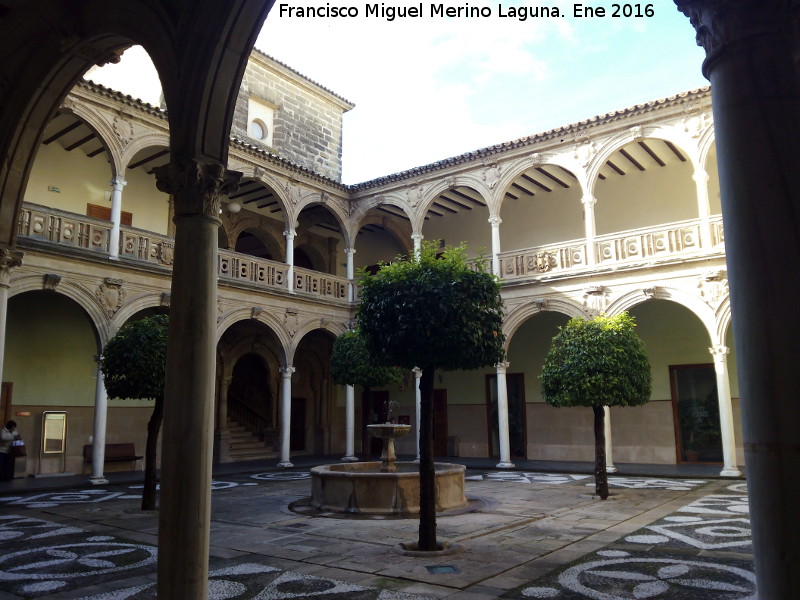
[
  {"xmin": 412, "ymin": 367, "xmax": 422, "ymax": 378},
  {"xmin": 488, "ymin": 215, "xmax": 502, "ymax": 227},
  {"xmin": 675, "ymin": 0, "xmax": 800, "ymax": 77},
  {"xmin": 709, "ymin": 344, "xmax": 730, "ymax": 360},
  {"xmin": 153, "ymin": 158, "xmax": 241, "ymax": 218},
  {"xmin": 0, "ymin": 249, "xmax": 23, "ymax": 287},
  {"xmin": 496, "ymin": 361, "xmax": 511, "ymax": 373},
  {"xmin": 281, "ymin": 365, "xmax": 296, "ymax": 378}
]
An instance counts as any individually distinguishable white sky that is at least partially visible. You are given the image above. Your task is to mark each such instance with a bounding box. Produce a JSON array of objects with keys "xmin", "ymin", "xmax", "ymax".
[{"xmin": 87, "ymin": 1, "xmax": 707, "ymax": 184}]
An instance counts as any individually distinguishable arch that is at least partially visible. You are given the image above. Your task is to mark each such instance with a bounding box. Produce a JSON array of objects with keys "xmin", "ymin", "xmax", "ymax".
[
  {"xmin": 494, "ymin": 156, "xmax": 586, "ymax": 215},
  {"xmin": 226, "ymin": 163, "xmax": 293, "ymax": 218},
  {"xmin": 111, "ymin": 292, "xmax": 170, "ymax": 332},
  {"xmin": 586, "ymin": 128, "xmax": 695, "ymax": 197},
  {"xmin": 235, "ymin": 228, "xmax": 282, "ymax": 260},
  {"xmin": 121, "ymin": 133, "xmax": 171, "ymax": 172},
  {"xmin": 294, "ymin": 244, "xmax": 326, "ymax": 271},
  {"xmin": 215, "ymin": 307, "xmax": 291, "ymax": 360},
  {"xmin": 58, "ymin": 101, "xmax": 125, "ymax": 176},
  {"xmin": 607, "ymin": 286, "xmax": 717, "ymax": 343},
  {"xmin": 503, "ymin": 299, "xmax": 587, "ymax": 348},
  {"xmin": 288, "ymin": 319, "xmax": 347, "ymax": 362},
  {"xmin": 293, "ymin": 190, "xmax": 350, "ymax": 235},
  {"xmin": 415, "ymin": 180, "xmax": 491, "ymax": 235},
  {"xmin": 716, "ymin": 296, "xmax": 733, "ymax": 347},
  {"xmin": 9, "ymin": 274, "xmax": 110, "ymax": 347}
]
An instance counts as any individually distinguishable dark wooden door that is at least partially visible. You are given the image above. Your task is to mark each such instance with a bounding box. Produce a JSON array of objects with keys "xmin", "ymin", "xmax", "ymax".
[
  {"xmin": 290, "ymin": 397, "xmax": 306, "ymax": 451},
  {"xmin": 1, "ymin": 382, "xmax": 11, "ymax": 425}
]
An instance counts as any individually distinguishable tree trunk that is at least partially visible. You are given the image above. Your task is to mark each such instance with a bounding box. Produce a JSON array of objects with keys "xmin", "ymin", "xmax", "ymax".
[
  {"xmin": 418, "ymin": 368, "xmax": 437, "ymax": 551},
  {"xmin": 593, "ymin": 405, "xmax": 608, "ymax": 500},
  {"xmin": 142, "ymin": 396, "xmax": 163, "ymax": 511}
]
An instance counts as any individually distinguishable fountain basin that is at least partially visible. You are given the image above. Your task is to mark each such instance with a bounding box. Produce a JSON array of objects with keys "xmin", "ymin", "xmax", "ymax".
[{"xmin": 310, "ymin": 461, "xmax": 466, "ymax": 515}]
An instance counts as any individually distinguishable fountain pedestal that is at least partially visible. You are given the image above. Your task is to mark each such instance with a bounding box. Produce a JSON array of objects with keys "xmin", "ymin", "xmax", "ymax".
[{"xmin": 367, "ymin": 423, "xmax": 411, "ymax": 472}]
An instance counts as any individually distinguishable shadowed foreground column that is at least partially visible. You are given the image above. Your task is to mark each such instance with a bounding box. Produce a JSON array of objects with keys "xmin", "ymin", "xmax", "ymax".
[
  {"xmin": 676, "ymin": 1, "xmax": 800, "ymax": 596},
  {"xmin": 154, "ymin": 158, "xmax": 240, "ymax": 599}
]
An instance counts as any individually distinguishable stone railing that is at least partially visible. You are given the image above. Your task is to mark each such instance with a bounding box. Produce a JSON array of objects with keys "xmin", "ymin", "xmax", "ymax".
[
  {"xmin": 18, "ymin": 202, "xmax": 351, "ymax": 302},
  {"xmin": 498, "ymin": 216, "xmax": 725, "ymax": 281},
  {"xmin": 294, "ymin": 266, "xmax": 349, "ymax": 300},
  {"xmin": 218, "ymin": 249, "xmax": 288, "ymax": 289},
  {"xmin": 18, "ymin": 203, "xmax": 111, "ymax": 253},
  {"xmin": 498, "ymin": 240, "xmax": 588, "ymax": 279}
]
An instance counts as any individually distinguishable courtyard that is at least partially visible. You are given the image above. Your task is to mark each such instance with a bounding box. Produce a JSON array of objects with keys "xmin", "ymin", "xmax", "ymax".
[{"xmin": 0, "ymin": 461, "xmax": 752, "ymax": 599}]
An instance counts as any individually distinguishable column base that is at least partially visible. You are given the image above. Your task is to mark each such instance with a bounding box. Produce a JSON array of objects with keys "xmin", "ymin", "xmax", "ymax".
[
  {"xmin": 496, "ymin": 461, "xmax": 515, "ymax": 469},
  {"xmin": 277, "ymin": 461, "xmax": 294, "ymax": 468},
  {"xmin": 606, "ymin": 466, "xmax": 618, "ymax": 474},
  {"xmin": 341, "ymin": 455, "xmax": 359, "ymax": 462},
  {"xmin": 89, "ymin": 476, "xmax": 109, "ymax": 485},
  {"xmin": 720, "ymin": 467, "xmax": 742, "ymax": 477}
]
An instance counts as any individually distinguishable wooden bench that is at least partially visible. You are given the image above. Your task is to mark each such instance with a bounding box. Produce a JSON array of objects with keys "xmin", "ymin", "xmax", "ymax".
[{"xmin": 83, "ymin": 443, "xmax": 143, "ymax": 470}]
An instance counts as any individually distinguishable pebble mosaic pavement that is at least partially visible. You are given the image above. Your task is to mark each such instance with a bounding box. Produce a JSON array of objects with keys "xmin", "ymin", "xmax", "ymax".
[{"xmin": 0, "ymin": 471, "xmax": 753, "ymax": 599}]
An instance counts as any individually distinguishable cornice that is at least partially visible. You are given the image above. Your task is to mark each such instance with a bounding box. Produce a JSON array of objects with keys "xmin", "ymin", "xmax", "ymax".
[{"xmin": 349, "ymin": 87, "xmax": 711, "ymax": 192}]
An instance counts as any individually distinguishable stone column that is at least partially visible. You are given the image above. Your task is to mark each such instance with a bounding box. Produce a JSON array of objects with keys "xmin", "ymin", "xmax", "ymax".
[
  {"xmin": 488, "ymin": 215, "xmax": 502, "ymax": 276},
  {"xmin": 214, "ymin": 375, "xmax": 232, "ymax": 464},
  {"xmin": 709, "ymin": 345, "xmax": 741, "ymax": 477},
  {"xmin": 278, "ymin": 365, "xmax": 295, "ymax": 467},
  {"xmin": 345, "ymin": 247, "xmax": 356, "ymax": 302},
  {"xmin": 90, "ymin": 356, "xmax": 109, "ymax": 484},
  {"xmin": 581, "ymin": 194, "xmax": 597, "ymax": 266},
  {"xmin": 676, "ymin": 2, "xmax": 800, "ymax": 596},
  {"xmin": 495, "ymin": 361, "xmax": 515, "ymax": 469},
  {"xmin": 284, "ymin": 228, "xmax": 296, "ymax": 292},
  {"xmin": 692, "ymin": 167, "xmax": 713, "ymax": 248},
  {"xmin": 0, "ymin": 249, "xmax": 22, "ymax": 386},
  {"xmin": 342, "ymin": 384, "xmax": 358, "ymax": 461},
  {"xmin": 108, "ymin": 176, "xmax": 127, "ymax": 260},
  {"xmin": 413, "ymin": 367, "xmax": 422, "ymax": 462},
  {"xmin": 604, "ymin": 406, "xmax": 617, "ymax": 473},
  {"xmin": 153, "ymin": 158, "xmax": 240, "ymax": 600},
  {"xmin": 411, "ymin": 232, "xmax": 423, "ymax": 259}
]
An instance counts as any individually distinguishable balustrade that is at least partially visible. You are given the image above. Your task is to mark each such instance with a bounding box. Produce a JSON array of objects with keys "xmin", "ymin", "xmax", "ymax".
[{"xmin": 18, "ymin": 203, "xmax": 110, "ymax": 253}]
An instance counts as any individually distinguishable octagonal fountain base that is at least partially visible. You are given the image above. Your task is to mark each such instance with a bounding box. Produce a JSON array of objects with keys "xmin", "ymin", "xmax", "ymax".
[{"xmin": 310, "ymin": 461, "xmax": 466, "ymax": 516}]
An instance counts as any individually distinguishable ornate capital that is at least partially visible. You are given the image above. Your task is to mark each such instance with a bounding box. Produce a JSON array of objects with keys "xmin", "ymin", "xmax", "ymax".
[
  {"xmin": 496, "ymin": 361, "xmax": 511, "ymax": 374},
  {"xmin": 109, "ymin": 177, "xmax": 127, "ymax": 191},
  {"xmin": 284, "ymin": 228, "xmax": 296, "ymax": 240},
  {"xmin": 675, "ymin": 0, "xmax": 800, "ymax": 77},
  {"xmin": 488, "ymin": 215, "xmax": 502, "ymax": 227},
  {"xmin": 153, "ymin": 158, "xmax": 241, "ymax": 218},
  {"xmin": 0, "ymin": 249, "xmax": 23, "ymax": 287},
  {"xmin": 280, "ymin": 365, "xmax": 296, "ymax": 378},
  {"xmin": 344, "ymin": 247, "xmax": 356, "ymax": 256},
  {"xmin": 581, "ymin": 194, "xmax": 597, "ymax": 208},
  {"xmin": 709, "ymin": 344, "xmax": 730, "ymax": 360},
  {"xmin": 412, "ymin": 367, "xmax": 422, "ymax": 378}
]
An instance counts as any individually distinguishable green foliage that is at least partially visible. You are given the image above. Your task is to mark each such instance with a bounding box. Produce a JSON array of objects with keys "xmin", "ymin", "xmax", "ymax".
[
  {"xmin": 540, "ymin": 312, "xmax": 651, "ymax": 408},
  {"xmin": 356, "ymin": 241, "xmax": 505, "ymax": 371},
  {"xmin": 101, "ymin": 314, "xmax": 168, "ymax": 402},
  {"xmin": 330, "ymin": 330, "xmax": 403, "ymax": 388}
]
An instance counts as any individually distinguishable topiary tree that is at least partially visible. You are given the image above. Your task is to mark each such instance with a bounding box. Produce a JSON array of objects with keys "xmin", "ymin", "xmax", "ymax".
[
  {"xmin": 330, "ymin": 330, "xmax": 403, "ymax": 442},
  {"xmin": 101, "ymin": 314, "xmax": 168, "ymax": 511},
  {"xmin": 540, "ymin": 312, "xmax": 651, "ymax": 500},
  {"xmin": 357, "ymin": 241, "xmax": 505, "ymax": 550}
]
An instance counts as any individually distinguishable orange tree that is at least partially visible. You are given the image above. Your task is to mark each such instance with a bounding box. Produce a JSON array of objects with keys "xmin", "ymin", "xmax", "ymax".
[
  {"xmin": 357, "ymin": 242, "xmax": 505, "ymax": 550},
  {"xmin": 101, "ymin": 314, "xmax": 168, "ymax": 511},
  {"xmin": 330, "ymin": 329, "xmax": 403, "ymax": 432},
  {"xmin": 540, "ymin": 313, "xmax": 651, "ymax": 499}
]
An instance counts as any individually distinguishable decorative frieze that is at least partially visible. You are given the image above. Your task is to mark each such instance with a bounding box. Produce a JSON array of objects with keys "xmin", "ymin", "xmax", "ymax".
[{"xmin": 0, "ymin": 249, "xmax": 23, "ymax": 287}]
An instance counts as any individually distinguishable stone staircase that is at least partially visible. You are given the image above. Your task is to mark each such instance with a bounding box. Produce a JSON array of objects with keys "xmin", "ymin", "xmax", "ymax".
[{"xmin": 226, "ymin": 417, "xmax": 276, "ymax": 462}]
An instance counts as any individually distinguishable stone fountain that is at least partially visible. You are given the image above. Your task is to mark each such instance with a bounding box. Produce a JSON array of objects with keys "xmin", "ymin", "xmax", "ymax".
[{"xmin": 310, "ymin": 423, "xmax": 466, "ymax": 515}]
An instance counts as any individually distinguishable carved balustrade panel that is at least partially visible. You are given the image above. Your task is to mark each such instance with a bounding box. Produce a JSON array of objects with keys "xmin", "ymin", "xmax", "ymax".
[
  {"xmin": 595, "ymin": 220, "xmax": 703, "ymax": 265},
  {"xmin": 498, "ymin": 241, "xmax": 586, "ymax": 280},
  {"xmin": 294, "ymin": 266, "xmax": 348, "ymax": 300},
  {"xmin": 18, "ymin": 203, "xmax": 110, "ymax": 253},
  {"xmin": 119, "ymin": 227, "xmax": 175, "ymax": 265},
  {"xmin": 710, "ymin": 216, "xmax": 725, "ymax": 247},
  {"xmin": 218, "ymin": 250, "xmax": 288, "ymax": 289}
]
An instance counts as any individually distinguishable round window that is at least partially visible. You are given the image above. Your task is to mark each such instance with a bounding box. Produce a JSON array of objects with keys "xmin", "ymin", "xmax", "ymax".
[{"xmin": 249, "ymin": 119, "xmax": 267, "ymax": 140}]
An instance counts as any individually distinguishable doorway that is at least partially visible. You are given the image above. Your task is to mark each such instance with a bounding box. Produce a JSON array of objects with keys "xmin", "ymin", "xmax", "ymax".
[
  {"xmin": 670, "ymin": 364, "xmax": 722, "ymax": 463},
  {"xmin": 486, "ymin": 373, "xmax": 527, "ymax": 458}
]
